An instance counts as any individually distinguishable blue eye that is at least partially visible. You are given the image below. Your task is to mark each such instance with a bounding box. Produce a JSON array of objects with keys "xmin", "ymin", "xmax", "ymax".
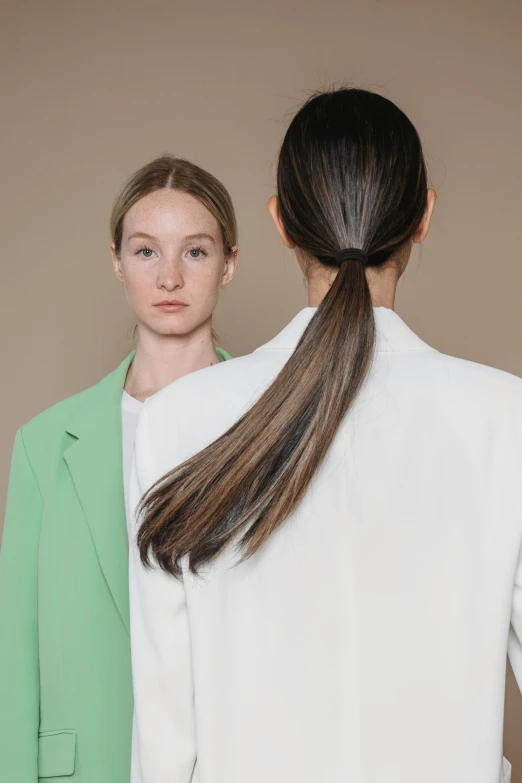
[
  {"xmin": 138, "ymin": 247, "xmax": 154, "ymax": 258},
  {"xmin": 189, "ymin": 248, "xmax": 203, "ymax": 259}
]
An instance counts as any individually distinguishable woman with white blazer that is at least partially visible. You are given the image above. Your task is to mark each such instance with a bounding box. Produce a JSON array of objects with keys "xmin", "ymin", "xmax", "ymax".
[{"xmin": 128, "ymin": 88, "xmax": 521, "ymax": 783}]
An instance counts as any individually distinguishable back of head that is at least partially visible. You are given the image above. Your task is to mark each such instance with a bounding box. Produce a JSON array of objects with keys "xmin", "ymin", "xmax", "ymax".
[
  {"xmin": 137, "ymin": 89, "xmax": 429, "ymax": 576},
  {"xmin": 278, "ymin": 88, "xmax": 427, "ymax": 267}
]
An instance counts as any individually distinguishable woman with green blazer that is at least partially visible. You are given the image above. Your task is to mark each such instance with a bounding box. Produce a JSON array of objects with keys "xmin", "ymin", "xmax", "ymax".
[{"xmin": 0, "ymin": 154, "xmax": 238, "ymax": 782}]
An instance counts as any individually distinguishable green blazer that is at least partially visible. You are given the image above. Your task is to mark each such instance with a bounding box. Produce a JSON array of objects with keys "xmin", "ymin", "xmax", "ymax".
[{"xmin": 0, "ymin": 348, "xmax": 231, "ymax": 782}]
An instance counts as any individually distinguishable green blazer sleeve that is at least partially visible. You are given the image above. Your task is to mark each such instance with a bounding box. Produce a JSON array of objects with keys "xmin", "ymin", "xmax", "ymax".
[{"xmin": 0, "ymin": 427, "xmax": 42, "ymax": 781}]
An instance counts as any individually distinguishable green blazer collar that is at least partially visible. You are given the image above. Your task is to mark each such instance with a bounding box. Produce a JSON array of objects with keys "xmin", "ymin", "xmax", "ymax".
[
  {"xmin": 62, "ymin": 346, "xmax": 230, "ymax": 635},
  {"xmin": 63, "ymin": 352, "xmax": 135, "ymax": 634},
  {"xmin": 216, "ymin": 346, "xmax": 232, "ymax": 362}
]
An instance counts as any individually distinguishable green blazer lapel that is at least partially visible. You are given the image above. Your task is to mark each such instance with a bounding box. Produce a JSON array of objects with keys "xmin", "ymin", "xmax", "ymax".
[
  {"xmin": 63, "ymin": 352, "xmax": 135, "ymax": 635},
  {"xmin": 216, "ymin": 347, "xmax": 232, "ymax": 361}
]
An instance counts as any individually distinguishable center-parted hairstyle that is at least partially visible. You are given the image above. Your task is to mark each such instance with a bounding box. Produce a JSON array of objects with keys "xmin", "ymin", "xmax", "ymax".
[
  {"xmin": 110, "ymin": 153, "xmax": 238, "ymax": 256},
  {"xmin": 137, "ymin": 88, "xmax": 428, "ymax": 576}
]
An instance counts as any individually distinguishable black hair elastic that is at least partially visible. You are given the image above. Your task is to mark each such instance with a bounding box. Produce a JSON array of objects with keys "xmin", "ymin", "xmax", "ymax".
[{"xmin": 336, "ymin": 248, "xmax": 368, "ymax": 266}]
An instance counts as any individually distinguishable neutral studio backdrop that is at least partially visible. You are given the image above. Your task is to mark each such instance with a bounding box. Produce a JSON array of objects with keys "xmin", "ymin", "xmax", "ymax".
[{"xmin": 1, "ymin": 0, "xmax": 521, "ymax": 774}]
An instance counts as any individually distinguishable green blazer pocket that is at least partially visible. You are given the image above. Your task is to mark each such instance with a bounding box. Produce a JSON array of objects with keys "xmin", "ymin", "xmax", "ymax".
[{"xmin": 38, "ymin": 730, "xmax": 76, "ymax": 777}]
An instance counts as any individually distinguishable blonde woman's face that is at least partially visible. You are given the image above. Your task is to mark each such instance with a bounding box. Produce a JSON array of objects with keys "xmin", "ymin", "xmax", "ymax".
[{"xmin": 112, "ymin": 188, "xmax": 237, "ymax": 338}]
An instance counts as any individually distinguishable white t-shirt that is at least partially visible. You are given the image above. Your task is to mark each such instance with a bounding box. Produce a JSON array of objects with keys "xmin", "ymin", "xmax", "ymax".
[{"xmin": 121, "ymin": 390, "xmax": 144, "ymax": 523}]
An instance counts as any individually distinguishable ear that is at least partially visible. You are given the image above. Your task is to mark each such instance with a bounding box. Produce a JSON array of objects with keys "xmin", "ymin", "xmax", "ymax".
[
  {"xmin": 267, "ymin": 195, "xmax": 295, "ymax": 249},
  {"xmin": 111, "ymin": 244, "xmax": 125, "ymax": 283},
  {"xmin": 221, "ymin": 246, "xmax": 239, "ymax": 288},
  {"xmin": 412, "ymin": 188, "xmax": 437, "ymax": 244}
]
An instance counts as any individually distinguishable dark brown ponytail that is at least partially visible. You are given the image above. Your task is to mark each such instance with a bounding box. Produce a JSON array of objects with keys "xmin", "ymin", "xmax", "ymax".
[{"xmin": 138, "ymin": 88, "xmax": 428, "ymax": 576}]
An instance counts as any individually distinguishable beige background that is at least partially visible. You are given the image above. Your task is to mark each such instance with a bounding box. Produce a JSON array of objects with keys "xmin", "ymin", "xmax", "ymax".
[{"xmin": 1, "ymin": 0, "xmax": 521, "ymax": 775}]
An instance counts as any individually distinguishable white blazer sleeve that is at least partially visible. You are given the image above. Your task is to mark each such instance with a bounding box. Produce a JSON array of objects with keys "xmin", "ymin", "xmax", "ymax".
[
  {"xmin": 508, "ymin": 541, "xmax": 522, "ymax": 693},
  {"xmin": 128, "ymin": 403, "xmax": 197, "ymax": 783}
]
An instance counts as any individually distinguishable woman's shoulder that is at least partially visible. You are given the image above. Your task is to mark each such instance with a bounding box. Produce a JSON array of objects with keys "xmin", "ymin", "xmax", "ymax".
[
  {"xmin": 23, "ymin": 385, "xmax": 93, "ymax": 433},
  {"xmin": 146, "ymin": 349, "xmax": 286, "ymax": 420},
  {"xmin": 20, "ymin": 354, "xmax": 133, "ymax": 455},
  {"xmin": 428, "ymin": 350, "xmax": 522, "ymax": 410},
  {"xmin": 140, "ymin": 351, "xmax": 288, "ymax": 483},
  {"xmin": 11, "ymin": 385, "xmax": 98, "ymax": 484}
]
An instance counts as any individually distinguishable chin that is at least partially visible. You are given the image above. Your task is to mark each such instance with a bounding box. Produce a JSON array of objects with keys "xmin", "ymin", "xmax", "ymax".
[
  {"xmin": 142, "ymin": 309, "xmax": 212, "ymax": 337},
  {"xmin": 156, "ymin": 318, "xmax": 207, "ymax": 337}
]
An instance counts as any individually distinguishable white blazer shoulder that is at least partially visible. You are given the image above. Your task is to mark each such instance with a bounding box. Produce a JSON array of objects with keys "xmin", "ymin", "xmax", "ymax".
[{"xmin": 129, "ymin": 307, "xmax": 522, "ymax": 783}]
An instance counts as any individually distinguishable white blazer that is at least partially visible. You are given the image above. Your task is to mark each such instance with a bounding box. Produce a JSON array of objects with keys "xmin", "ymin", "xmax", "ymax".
[{"xmin": 128, "ymin": 307, "xmax": 521, "ymax": 783}]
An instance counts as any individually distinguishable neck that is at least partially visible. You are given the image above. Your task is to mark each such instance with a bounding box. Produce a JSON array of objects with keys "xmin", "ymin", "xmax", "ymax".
[
  {"xmin": 124, "ymin": 319, "xmax": 219, "ymax": 402},
  {"xmin": 306, "ymin": 263, "xmax": 400, "ymax": 310}
]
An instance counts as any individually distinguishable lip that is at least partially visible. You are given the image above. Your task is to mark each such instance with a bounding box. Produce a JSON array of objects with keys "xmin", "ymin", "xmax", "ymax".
[{"xmin": 155, "ymin": 300, "xmax": 188, "ymax": 312}]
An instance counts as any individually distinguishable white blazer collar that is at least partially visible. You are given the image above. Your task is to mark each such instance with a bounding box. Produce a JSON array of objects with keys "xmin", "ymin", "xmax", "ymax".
[{"xmin": 255, "ymin": 306, "xmax": 433, "ymax": 354}]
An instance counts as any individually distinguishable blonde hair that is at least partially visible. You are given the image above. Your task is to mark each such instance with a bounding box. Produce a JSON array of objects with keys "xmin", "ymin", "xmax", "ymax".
[{"xmin": 110, "ymin": 154, "xmax": 238, "ymax": 255}]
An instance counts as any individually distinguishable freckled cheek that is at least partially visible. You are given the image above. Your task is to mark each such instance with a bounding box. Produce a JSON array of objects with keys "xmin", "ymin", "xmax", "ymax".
[
  {"xmin": 186, "ymin": 266, "xmax": 222, "ymax": 315},
  {"xmin": 122, "ymin": 266, "xmax": 156, "ymax": 315}
]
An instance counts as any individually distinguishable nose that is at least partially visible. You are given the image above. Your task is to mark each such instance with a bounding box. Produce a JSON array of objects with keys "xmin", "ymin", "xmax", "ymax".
[{"xmin": 157, "ymin": 253, "xmax": 184, "ymax": 292}]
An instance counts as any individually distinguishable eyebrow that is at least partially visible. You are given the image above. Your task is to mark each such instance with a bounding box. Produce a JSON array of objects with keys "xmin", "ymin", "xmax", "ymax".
[
  {"xmin": 127, "ymin": 232, "xmax": 157, "ymax": 242},
  {"xmin": 127, "ymin": 231, "xmax": 216, "ymax": 244},
  {"xmin": 184, "ymin": 233, "xmax": 216, "ymax": 244}
]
